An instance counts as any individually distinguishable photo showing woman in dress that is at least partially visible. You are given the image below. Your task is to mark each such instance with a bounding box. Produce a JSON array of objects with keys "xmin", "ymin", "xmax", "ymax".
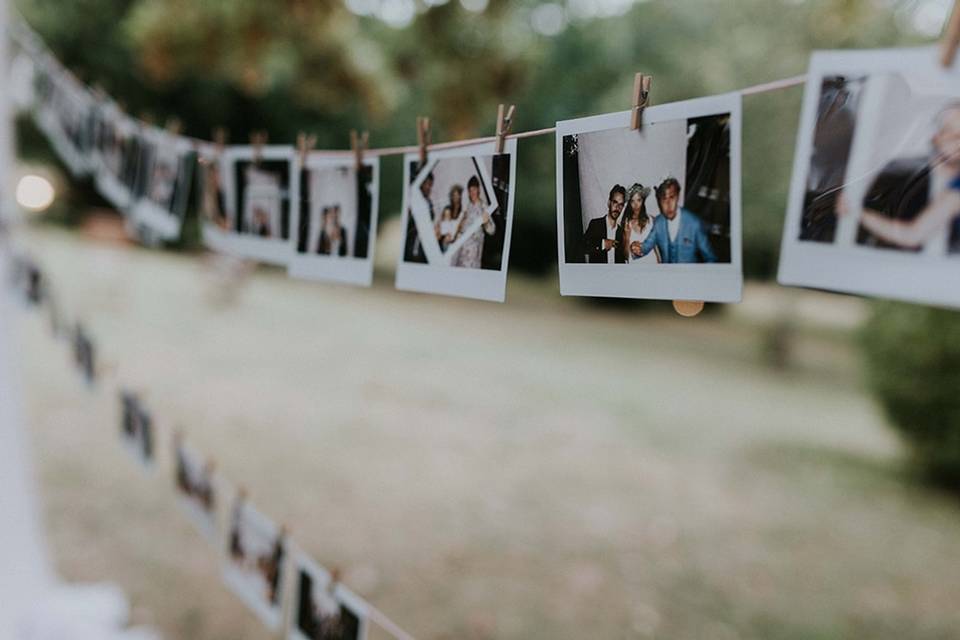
[{"xmin": 621, "ymin": 182, "xmax": 659, "ymax": 264}]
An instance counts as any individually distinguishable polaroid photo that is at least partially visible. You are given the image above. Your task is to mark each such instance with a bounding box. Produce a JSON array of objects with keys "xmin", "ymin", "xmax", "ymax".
[
  {"xmin": 288, "ymin": 154, "xmax": 380, "ymax": 287},
  {"xmin": 173, "ymin": 435, "xmax": 220, "ymax": 545},
  {"xmin": 202, "ymin": 146, "xmax": 298, "ymax": 265},
  {"xmin": 35, "ymin": 68, "xmax": 94, "ymax": 178},
  {"xmin": 556, "ymin": 92, "xmax": 742, "ymax": 302},
  {"xmin": 93, "ymin": 104, "xmax": 140, "ymax": 211},
  {"xmin": 129, "ymin": 127, "xmax": 196, "ymax": 241},
  {"xmin": 119, "ymin": 390, "xmax": 154, "ymax": 467},
  {"xmin": 223, "ymin": 494, "xmax": 288, "ymax": 631},
  {"xmin": 396, "ymin": 139, "xmax": 517, "ymax": 302},
  {"xmin": 289, "ymin": 549, "xmax": 369, "ymax": 640},
  {"xmin": 778, "ymin": 48, "xmax": 960, "ymax": 308}
]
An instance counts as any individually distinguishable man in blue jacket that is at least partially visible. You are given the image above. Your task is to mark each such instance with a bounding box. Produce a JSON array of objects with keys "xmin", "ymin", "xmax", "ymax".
[{"xmin": 636, "ymin": 177, "xmax": 718, "ymax": 263}]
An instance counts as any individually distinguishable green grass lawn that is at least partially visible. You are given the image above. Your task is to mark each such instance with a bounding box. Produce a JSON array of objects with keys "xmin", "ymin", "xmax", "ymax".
[{"xmin": 14, "ymin": 226, "xmax": 960, "ymax": 640}]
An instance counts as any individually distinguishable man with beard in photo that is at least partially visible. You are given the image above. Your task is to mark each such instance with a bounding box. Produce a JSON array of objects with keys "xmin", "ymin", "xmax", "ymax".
[{"xmin": 582, "ymin": 184, "xmax": 626, "ymax": 263}]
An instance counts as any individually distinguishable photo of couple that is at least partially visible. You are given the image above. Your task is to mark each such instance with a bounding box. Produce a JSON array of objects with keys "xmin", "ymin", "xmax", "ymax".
[
  {"xmin": 557, "ymin": 94, "xmax": 742, "ymax": 302},
  {"xmin": 780, "ymin": 49, "xmax": 960, "ymax": 308},
  {"xmin": 129, "ymin": 130, "xmax": 195, "ymax": 241},
  {"xmin": 289, "ymin": 157, "xmax": 380, "ymax": 287},
  {"xmin": 396, "ymin": 140, "xmax": 517, "ymax": 302},
  {"xmin": 580, "ymin": 178, "xmax": 718, "ymax": 265}
]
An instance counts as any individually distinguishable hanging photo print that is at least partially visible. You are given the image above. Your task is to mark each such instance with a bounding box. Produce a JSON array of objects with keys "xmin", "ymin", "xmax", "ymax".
[
  {"xmin": 119, "ymin": 390, "xmax": 154, "ymax": 467},
  {"xmin": 33, "ymin": 60, "xmax": 95, "ymax": 178},
  {"xmin": 92, "ymin": 102, "xmax": 142, "ymax": 211},
  {"xmin": 396, "ymin": 139, "xmax": 517, "ymax": 302},
  {"xmin": 173, "ymin": 434, "xmax": 220, "ymax": 545},
  {"xmin": 555, "ymin": 93, "xmax": 743, "ymax": 302},
  {"xmin": 778, "ymin": 48, "xmax": 960, "ymax": 308},
  {"xmin": 202, "ymin": 145, "xmax": 298, "ymax": 265},
  {"xmin": 289, "ymin": 550, "xmax": 369, "ymax": 640},
  {"xmin": 288, "ymin": 154, "xmax": 380, "ymax": 287},
  {"xmin": 223, "ymin": 493, "xmax": 288, "ymax": 631},
  {"xmin": 128, "ymin": 127, "xmax": 196, "ymax": 242}
]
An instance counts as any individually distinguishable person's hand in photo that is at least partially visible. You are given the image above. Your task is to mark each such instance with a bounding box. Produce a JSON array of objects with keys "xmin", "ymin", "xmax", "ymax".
[
  {"xmin": 602, "ymin": 239, "xmax": 617, "ymax": 251},
  {"xmin": 834, "ymin": 190, "xmax": 856, "ymax": 218},
  {"xmin": 630, "ymin": 240, "xmax": 642, "ymax": 257}
]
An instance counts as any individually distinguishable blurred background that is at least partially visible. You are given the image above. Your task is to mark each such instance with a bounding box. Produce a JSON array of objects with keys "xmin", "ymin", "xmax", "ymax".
[{"xmin": 9, "ymin": 0, "xmax": 960, "ymax": 639}]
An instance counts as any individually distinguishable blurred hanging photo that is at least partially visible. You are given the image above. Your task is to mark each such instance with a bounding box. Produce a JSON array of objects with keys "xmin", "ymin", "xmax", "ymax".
[
  {"xmin": 556, "ymin": 93, "xmax": 743, "ymax": 302},
  {"xmin": 223, "ymin": 493, "xmax": 288, "ymax": 631},
  {"xmin": 288, "ymin": 154, "xmax": 380, "ymax": 287},
  {"xmin": 779, "ymin": 48, "xmax": 960, "ymax": 307},
  {"xmin": 396, "ymin": 139, "xmax": 517, "ymax": 302},
  {"xmin": 201, "ymin": 145, "xmax": 298, "ymax": 266},
  {"xmin": 290, "ymin": 551, "xmax": 369, "ymax": 640},
  {"xmin": 128, "ymin": 127, "xmax": 196, "ymax": 242}
]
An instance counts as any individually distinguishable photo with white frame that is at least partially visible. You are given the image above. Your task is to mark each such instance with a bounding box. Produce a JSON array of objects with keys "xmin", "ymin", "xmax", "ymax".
[
  {"xmin": 288, "ymin": 547, "xmax": 370, "ymax": 640},
  {"xmin": 779, "ymin": 47, "xmax": 960, "ymax": 308},
  {"xmin": 202, "ymin": 145, "xmax": 298, "ymax": 266},
  {"xmin": 222, "ymin": 494, "xmax": 288, "ymax": 632},
  {"xmin": 555, "ymin": 92, "xmax": 742, "ymax": 302},
  {"xmin": 173, "ymin": 435, "xmax": 221, "ymax": 547},
  {"xmin": 288, "ymin": 153, "xmax": 380, "ymax": 287},
  {"xmin": 129, "ymin": 126, "xmax": 195, "ymax": 241},
  {"xmin": 396, "ymin": 138, "xmax": 517, "ymax": 302}
]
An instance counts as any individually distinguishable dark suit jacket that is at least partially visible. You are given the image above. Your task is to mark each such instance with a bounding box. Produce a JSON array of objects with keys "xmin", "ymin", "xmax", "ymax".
[
  {"xmin": 582, "ymin": 216, "xmax": 625, "ymax": 263},
  {"xmin": 858, "ymin": 156, "xmax": 931, "ymax": 250},
  {"xmin": 318, "ymin": 227, "xmax": 348, "ymax": 256}
]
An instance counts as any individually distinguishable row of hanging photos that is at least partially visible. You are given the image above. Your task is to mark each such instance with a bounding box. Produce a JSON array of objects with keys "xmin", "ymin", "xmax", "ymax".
[
  {"xmin": 11, "ymin": 9, "xmax": 960, "ymax": 312},
  {"xmin": 7, "ymin": 255, "xmax": 413, "ymax": 640}
]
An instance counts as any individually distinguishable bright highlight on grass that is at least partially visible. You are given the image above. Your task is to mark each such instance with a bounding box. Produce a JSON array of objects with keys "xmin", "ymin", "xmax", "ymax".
[{"xmin": 16, "ymin": 174, "xmax": 55, "ymax": 211}]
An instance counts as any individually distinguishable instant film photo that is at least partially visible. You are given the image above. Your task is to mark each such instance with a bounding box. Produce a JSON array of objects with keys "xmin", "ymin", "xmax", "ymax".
[
  {"xmin": 129, "ymin": 127, "xmax": 196, "ymax": 241},
  {"xmin": 222, "ymin": 494, "xmax": 288, "ymax": 631},
  {"xmin": 203, "ymin": 145, "xmax": 299, "ymax": 266},
  {"xmin": 556, "ymin": 92, "xmax": 743, "ymax": 302},
  {"xmin": 396, "ymin": 139, "xmax": 517, "ymax": 302},
  {"xmin": 779, "ymin": 48, "xmax": 960, "ymax": 308},
  {"xmin": 289, "ymin": 153, "xmax": 380, "ymax": 287},
  {"xmin": 289, "ymin": 548, "xmax": 370, "ymax": 640}
]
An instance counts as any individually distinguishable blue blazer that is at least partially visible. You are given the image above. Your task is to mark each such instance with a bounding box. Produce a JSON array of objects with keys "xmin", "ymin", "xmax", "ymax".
[{"xmin": 640, "ymin": 209, "xmax": 718, "ymax": 263}]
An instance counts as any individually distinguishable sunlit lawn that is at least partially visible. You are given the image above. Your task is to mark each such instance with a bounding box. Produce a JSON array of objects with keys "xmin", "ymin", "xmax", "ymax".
[{"xmin": 15, "ymin": 224, "xmax": 960, "ymax": 640}]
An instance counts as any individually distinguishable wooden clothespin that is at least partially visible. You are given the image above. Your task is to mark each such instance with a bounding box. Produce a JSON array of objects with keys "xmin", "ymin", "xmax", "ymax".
[
  {"xmin": 495, "ymin": 104, "xmax": 516, "ymax": 154},
  {"xmin": 630, "ymin": 73, "xmax": 652, "ymax": 131},
  {"xmin": 350, "ymin": 129, "xmax": 369, "ymax": 171},
  {"xmin": 417, "ymin": 116, "xmax": 431, "ymax": 167},
  {"xmin": 296, "ymin": 131, "xmax": 316, "ymax": 167},
  {"xmin": 941, "ymin": 0, "xmax": 960, "ymax": 67},
  {"xmin": 251, "ymin": 130, "xmax": 268, "ymax": 165}
]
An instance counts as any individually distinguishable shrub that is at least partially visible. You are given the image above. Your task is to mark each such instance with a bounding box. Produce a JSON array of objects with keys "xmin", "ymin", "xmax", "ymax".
[{"xmin": 861, "ymin": 301, "xmax": 960, "ymax": 489}]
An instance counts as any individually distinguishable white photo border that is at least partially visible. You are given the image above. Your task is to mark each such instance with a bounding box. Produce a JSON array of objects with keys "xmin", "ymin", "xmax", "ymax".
[
  {"xmin": 555, "ymin": 92, "xmax": 743, "ymax": 303},
  {"xmin": 395, "ymin": 138, "xmax": 518, "ymax": 303},
  {"xmin": 287, "ymin": 154, "xmax": 381, "ymax": 287},
  {"xmin": 221, "ymin": 497, "xmax": 287, "ymax": 632},
  {"xmin": 777, "ymin": 46, "xmax": 960, "ymax": 308},
  {"xmin": 202, "ymin": 145, "xmax": 299, "ymax": 266}
]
